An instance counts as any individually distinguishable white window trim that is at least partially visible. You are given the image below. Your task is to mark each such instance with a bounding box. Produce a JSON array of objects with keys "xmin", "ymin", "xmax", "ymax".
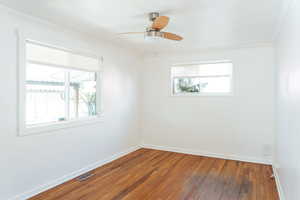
[
  {"xmin": 17, "ymin": 30, "xmax": 104, "ymax": 136},
  {"xmin": 170, "ymin": 60, "xmax": 234, "ymax": 97}
]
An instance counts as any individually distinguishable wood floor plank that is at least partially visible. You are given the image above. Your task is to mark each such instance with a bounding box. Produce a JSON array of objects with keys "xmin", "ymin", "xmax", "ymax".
[
  {"xmin": 122, "ymin": 152, "xmax": 186, "ymax": 200},
  {"xmin": 219, "ymin": 161, "xmax": 243, "ymax": 200},
  {"xmin": 144, "ymin": 154, "xmax": 208, "ymax": 200},
  {"xmin": 98, "ymin": 152, "xmax": 175, "ymax": 200},
  {"xmin": 29, "ymin": 148, "xmax": 279, "ymax": 200},
  {"xmin": 262, "ymin": 165, "xmax": 280, "ymax": 200},
  {"xmin": 238, "ymin": 162, "xmax": 254, "ymax": 200},
  {"xmin": 179, "ymin": 156, "xmax": 216, "ymax": 199},
  {"xmin": 185, "ymin": 158, "xmax": 228, "ymax": 200}
]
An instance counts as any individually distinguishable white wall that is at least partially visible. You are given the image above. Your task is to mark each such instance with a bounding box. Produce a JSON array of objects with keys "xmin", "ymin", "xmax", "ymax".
[
  {"xmin": 0, "ymin": 3, "xmax": 282, "ymax": 200},
  {"xmin": 275, "ymin": 0, "xmax": 300, "ymax": 199},
  {"xmin": 0, "ymin": 6, "xmax": 141, "ymax": 200},
  {"xmin": 141, "ymin": 46, "xmax": 275, "ymax": 164}
]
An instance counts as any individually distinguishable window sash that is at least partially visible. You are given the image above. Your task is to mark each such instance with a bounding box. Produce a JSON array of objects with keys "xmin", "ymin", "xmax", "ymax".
[
  {"xmin": 171, "ymin": 62, "xmax": 233, "ymax": 96},
  {"xmin": 25, "ymin": 65, "xmax": 98, "ymax": 127}
]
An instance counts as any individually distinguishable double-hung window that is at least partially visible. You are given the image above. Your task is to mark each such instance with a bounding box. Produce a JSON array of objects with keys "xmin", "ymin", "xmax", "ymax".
[
  {"xmin": 171, "ymin": 61, "xmax": 233, "ymax": 96},
  {"xmin": 19, "ymin": 40, "xmax": 103, "ymax": 135}
]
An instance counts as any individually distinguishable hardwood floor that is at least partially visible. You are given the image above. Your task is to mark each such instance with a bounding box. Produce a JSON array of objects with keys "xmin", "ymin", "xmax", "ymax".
[{"xmin": 30, "ymin": 148, "xmax": 279, "ymax": 200}]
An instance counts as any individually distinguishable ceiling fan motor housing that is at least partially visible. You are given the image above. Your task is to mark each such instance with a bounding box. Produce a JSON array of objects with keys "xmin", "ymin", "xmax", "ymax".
[{"xmin": 149, "ymin": 12, "xmax": 159, "ymax": 21}]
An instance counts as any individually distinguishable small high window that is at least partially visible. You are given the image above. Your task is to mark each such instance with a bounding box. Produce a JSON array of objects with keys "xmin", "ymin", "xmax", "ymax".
[{"xmin": 171, "ymin": 61, "xmax": 233, "ymax": 96}]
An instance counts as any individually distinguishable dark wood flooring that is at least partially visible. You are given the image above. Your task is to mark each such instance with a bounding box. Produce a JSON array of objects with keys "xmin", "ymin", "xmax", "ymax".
[{"xmin": 30, "ymin": 148, "xmax": 279, "ymax": 200}]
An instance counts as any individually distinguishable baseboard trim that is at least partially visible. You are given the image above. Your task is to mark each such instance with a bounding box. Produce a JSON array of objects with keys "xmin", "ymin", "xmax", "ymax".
[
  {"xmin": 272, "ymin": 165, "xmax": 286, "ymax": 200},
  {"xmin": 10, "ymin": 145, "xmax": 141, "ymax": 200},
  {"xmin": 141, "ymin": 144, "xmax": 272, "ymax": 165}
]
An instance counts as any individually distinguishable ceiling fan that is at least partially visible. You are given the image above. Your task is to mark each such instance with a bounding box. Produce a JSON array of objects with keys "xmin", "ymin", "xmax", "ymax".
[{"xmin": 119, "ymin": 12, "xmax": 183, "ymax": 41}]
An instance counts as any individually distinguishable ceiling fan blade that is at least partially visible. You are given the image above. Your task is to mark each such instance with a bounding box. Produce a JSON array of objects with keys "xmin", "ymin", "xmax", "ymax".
[
  {"xmin": 152, "ymin": 16, "xmax": 169, "ymax": 30},
  {"xmin": 162, "ymin": 32, "xmax": 183, "ymax": 41}
]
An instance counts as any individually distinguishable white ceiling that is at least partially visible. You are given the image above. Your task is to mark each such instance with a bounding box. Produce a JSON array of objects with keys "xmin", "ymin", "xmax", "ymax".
[{"xmin": 0, "ymin": 0, "xmax": 283, "ymax": 53}]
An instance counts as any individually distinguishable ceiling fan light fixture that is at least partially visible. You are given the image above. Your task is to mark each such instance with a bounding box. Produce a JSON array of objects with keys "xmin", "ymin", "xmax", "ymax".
[
  {"xmin": 144, "ymin": 30, "xmax": 163, "ymax": 41},
  {"xmin": 145, "ymin": 30, "xmax": 163, "ymax": 38}
]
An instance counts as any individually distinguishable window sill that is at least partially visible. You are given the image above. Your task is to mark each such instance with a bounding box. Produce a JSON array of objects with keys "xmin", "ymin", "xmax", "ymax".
[{"xmin": 18, "ymin": 114, "xmax": 104, "ymax": 136}]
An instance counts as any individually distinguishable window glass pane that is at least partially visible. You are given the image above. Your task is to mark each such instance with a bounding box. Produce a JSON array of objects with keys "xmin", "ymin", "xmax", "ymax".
[
  {"xmin": 173, "ymin": 76, "xmax": 231, "ymax": 94},
  {"xmin": 173, "ymin": 77, "xmax": 207, "ymax": 94},
  {"xmin": 69, "ymin": 70, "xmax": 97, "ymax": 119},
  {"xmin": 26, "ymin": 64, "xmax": 66, "ymax": 125},
  {"xmin": 172, "ymin": 62, "xmax": 233, "ymax": 95},
  {"xmin": 199, "ymin": 77, "xmax": 231, "ymax": 93}
]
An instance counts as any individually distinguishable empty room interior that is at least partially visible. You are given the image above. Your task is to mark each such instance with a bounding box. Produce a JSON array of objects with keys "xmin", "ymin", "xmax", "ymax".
[{"xmin": 0, "ymin": 0, "xmax": 299, "ymax": 199}]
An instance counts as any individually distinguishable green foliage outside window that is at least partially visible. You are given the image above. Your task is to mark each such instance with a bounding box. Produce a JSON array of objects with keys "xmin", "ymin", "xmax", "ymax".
[{"xmin": 177, "ymin": 78, "xmax": 208, "ymax": 93}]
